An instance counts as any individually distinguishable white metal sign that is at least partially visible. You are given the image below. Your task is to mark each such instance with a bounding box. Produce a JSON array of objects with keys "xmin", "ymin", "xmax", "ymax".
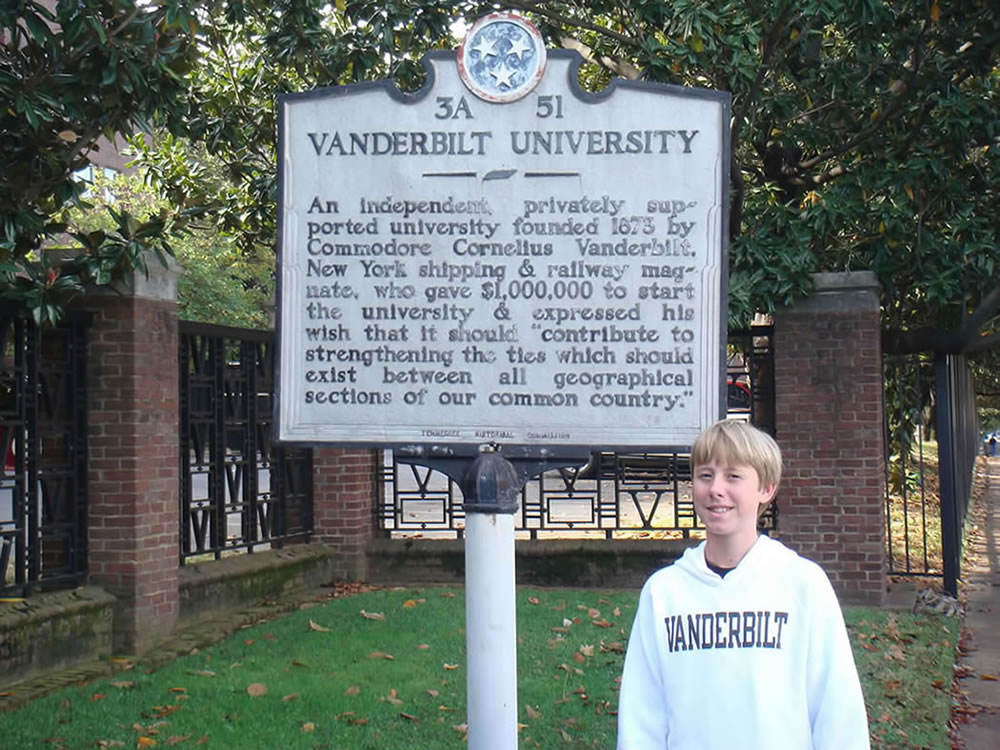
[{"xmin": 276, "ymin": 21, "xmax": 729, "ymax": 450}]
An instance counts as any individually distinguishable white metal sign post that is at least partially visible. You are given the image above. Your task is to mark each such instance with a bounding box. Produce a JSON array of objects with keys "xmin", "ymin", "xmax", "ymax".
[{"xmin": 275, "ymin": 12, "xmax": 729, "ymax": 749}]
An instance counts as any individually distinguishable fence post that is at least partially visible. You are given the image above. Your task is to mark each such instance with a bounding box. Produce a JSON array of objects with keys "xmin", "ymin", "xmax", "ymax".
[
  {"xmin": 75, "ymin": 255, "xmax": 183, "ymax": 652},
  {"xmin": 773, "ymin": 271, "xmax": 886, "ymax": 606},
  {"xmin": 935, "ymin": 354, "xmax": 961, "ymax": 596},
  {"xmin": 312, "ymin": 447, "xmax": 377, "ymax": 580}
]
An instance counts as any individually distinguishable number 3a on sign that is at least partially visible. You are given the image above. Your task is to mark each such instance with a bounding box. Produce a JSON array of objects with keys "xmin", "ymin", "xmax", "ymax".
[{"xmin": 436, "ymin": 96, "xmax": 474, "ymax": 119}]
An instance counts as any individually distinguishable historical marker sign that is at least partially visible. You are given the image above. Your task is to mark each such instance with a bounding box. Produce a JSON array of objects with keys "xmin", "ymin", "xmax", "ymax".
[{"xmin": 276, "ymin": 14, "xmax": 730, "ymax": 450}]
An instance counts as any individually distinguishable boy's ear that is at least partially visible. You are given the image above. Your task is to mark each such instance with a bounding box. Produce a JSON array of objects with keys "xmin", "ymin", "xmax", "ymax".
[{"xmin": 759, "ymin": 484, "xmax": 778, "ymax": 503}]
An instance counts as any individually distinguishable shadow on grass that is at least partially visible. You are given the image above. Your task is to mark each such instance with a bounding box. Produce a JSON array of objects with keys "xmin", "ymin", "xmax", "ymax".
[{"xmin": 3, "ymin": 587, "xmax": 957, "ymax": 749}]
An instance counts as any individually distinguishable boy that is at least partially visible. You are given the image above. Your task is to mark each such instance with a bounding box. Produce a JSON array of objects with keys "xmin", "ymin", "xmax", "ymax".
[{"xmin": 617, "ymin": 419, "xmax": 870, "ymax": 749}]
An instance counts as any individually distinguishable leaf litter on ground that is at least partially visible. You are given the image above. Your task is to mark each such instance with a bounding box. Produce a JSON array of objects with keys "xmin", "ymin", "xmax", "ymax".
[{"xmin": 1, "ymin": 586, "xmax": 957, "ymax": 749}]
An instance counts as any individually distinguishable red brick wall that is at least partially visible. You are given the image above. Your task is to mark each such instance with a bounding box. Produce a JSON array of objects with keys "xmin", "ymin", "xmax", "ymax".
[
  {"xmin": 312, "ymin": 447, "xmax": 377, "ymax": 581},
  {"xmin": 773, "ymin": 273, "xmax": 886, "ymax": 606},
  {"xmin": 83, "ymin": 293, "xmax": 180, "ymax": 651}
]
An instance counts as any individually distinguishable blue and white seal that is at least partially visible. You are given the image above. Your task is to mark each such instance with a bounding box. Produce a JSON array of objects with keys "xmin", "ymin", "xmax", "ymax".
[{"xmin": 458, "ymin": 12, "xmax": 547, "ymax": 103}]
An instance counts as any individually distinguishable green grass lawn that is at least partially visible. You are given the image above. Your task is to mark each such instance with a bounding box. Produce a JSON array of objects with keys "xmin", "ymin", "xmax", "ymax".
[{"xmin": 2, "ymin": 586, "xmax": 958, "ymax": 749}]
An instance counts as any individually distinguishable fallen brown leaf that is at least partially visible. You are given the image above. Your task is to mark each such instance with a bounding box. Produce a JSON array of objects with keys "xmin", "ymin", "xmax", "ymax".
[
  {"xmin": 165, "ymin": 737, "xmax": 190, "ymax": 746},
  {"xmin": 386, "ymin": 689, "xmax": 403, "ymax": 705},
  {"xmin": 301, "ymin": 722, "xmax": 316, "ymax": 732},
  {"xmin": 360, "ymin": 610, "xmax": 385, "ymax": 620},
  {"xmin": 443, "ymin": 663, "xmax": 460, "ymax": 670},
  {"xmin": 400, "ymin": 712, "xmax": 419, "ymax": 722},
  {"xmin": 980, "ymin": 673, "xmax": 1000, "ymax": 681},
  {"xmin": 246, "ymin": 683, "xmax": 268, "ymax": 697},
  {"xmin": 282, "ymin": 693, "xmax": 299, "ymax": 702},
  {"xmin": 308, "ymin": 619, "xmax": 330, "ymax": 632},
  {"xmin": 402, "ymin": 600, "xmax": 418, "ymax": 608},
  {"xmin": 525, "ymin": 704, "xmax": 542, "ymax": 719}
]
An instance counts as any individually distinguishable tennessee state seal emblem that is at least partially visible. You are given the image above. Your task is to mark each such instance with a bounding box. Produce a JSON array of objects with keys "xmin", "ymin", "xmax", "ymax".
[{"xmin": 458, "ymin": 12, "xmax": 547, "ymax": 103}]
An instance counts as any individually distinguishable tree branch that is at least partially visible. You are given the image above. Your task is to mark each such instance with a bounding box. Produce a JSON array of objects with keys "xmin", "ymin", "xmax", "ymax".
[
  {"xmin": 959, "ymin": 281, "xmax": 1000, "ymax": 343},
  {"xmin": 798, "ymin": 25, "xmax": 926, "ymax": 171},
  {"xmin": 503, "ymin": 0, "xmax": 637, "ymax": 49}
]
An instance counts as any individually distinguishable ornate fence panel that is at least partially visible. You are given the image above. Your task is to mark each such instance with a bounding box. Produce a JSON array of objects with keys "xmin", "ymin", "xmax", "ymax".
[
  {"xmin": 883, "ymin": 353, "xmax": 939, "ymax": 578},
  {"xmin": 883, "ymin": 352, "xmax": 978, "ymax": 594},
  {"xmin": 1, "ymin": 308, "xmax": 88, "ymax": 596},
  {"xmin": 378, "ymin": 326, "xmax": 776, "ymax": 538},
  {"xmin": 179, "ymin": 323, "xmax": 313, "ymax": 561}
]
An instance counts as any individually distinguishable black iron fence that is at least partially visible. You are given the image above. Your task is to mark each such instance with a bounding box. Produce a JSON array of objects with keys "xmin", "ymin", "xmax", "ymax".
[
  {"xmin": 0, "ymin": 308, "xmax": 89, "ymax": 596},
  {"xmin": 179, "ymin": 322, "xmax": 313, "ymax": 561},
  {"xmin": 883, "ymin": 352, "xmax": 980, "ymax": 594},
  {"xmin": 935, "ymin": 353, "xmax": 979, "ymax": 594},
  {"xmin": 378, "ymin": 326, "xmax": 776, "ymax": 539}
]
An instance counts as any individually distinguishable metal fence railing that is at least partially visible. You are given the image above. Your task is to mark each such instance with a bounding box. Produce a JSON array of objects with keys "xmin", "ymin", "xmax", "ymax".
[
  {"xmin": 0, "ymin": 308, "xmax": 89, "ymax": 596},
  {"xmin": 935, "ymin": 353, "xmax": 979, "ymax": 594},
  {"xmin": 179, "ymin": 322, "xmax": 312, "ymax": 561},
  {"xmin": 883, "ymin": 352, "xmax": 980, "ymax": 594}
]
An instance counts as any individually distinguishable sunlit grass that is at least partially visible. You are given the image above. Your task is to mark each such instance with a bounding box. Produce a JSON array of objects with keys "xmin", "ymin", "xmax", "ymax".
[
  {"xmin": 3, "ymin": 586, "xmax": 957, "ymax": 749},
  {"xmin": 887, "ymin": 440, "xmax": 944, "ymax": 575}
]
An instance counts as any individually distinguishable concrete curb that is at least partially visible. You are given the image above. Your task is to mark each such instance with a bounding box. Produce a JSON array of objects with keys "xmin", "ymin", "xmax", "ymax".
[{"xmin": 958, "ymin": 457, "xmax": 1000, "ymax": 748}]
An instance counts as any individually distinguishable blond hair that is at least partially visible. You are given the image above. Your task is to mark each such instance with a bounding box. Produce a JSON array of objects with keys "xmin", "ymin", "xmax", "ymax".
[{"xmin": 691, "ymin": 419, "xmax": 782, "ymax": 491}]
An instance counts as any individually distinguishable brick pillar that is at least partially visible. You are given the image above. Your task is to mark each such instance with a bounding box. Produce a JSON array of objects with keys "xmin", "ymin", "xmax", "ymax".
[
  {"xmin": 80, "ymin": 257, "xmax": 182, "ymax": 652},
  {"xmin": 313, "ymin": 447, "xmax": 377, "ymax": 581},
  {"xmin": 773, "ymin": 271, "xmax": 886, "ymax": 606}
]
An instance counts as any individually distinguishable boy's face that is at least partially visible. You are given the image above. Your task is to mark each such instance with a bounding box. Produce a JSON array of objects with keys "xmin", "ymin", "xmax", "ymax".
[{"xmin": 692, "ymin": 458, "xmax": 776, "ymax": 542}]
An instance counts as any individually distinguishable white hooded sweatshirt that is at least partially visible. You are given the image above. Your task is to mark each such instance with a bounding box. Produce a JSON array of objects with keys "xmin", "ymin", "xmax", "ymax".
[{"xmin": 617, "ymin": 535, "xmax": 870, "ymax": 750}]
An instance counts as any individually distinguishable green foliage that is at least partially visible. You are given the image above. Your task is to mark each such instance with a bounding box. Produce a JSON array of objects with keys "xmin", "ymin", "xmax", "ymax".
[
  {"xmin": 65, "ymin": 169, "xmax": 273, "ymax": 327},
  {"xmin": 0, "ymin": 0, "xmax": 198, "ymax": 323},
  {"xmin": 4, "ymin": 0, "xmax": 999, "ymax": 343}
]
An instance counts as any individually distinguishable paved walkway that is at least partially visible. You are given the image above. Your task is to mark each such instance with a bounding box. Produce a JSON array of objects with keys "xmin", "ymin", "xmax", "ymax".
[{"xmin": 959, "ymin": 456, "xmax": 1000, "ymax": 748}]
